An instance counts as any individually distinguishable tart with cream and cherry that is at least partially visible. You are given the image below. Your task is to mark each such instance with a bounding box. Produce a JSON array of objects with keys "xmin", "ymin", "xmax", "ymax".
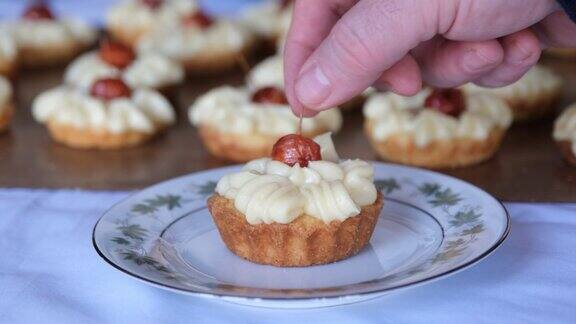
[
  {"xmin": 65, "ymin": 39, "xmax": 184, "ymax": 94},
  {"xmin": 137, "ymin": 8, "xmax": 254, "ymax": 74},
  {"xmin": 106, "ymin": 0, "xmax": 199, "ymax": 48},
  {"xmin": 0, "ymin": 1, "xmax": 96, "ymax": 68},
  {"xmin": 553, "ymin": 104, "xmax": 576, "ymax": 166},
  {"xmin": 363, "ymin": 88, "xmax": 512, "ymax": 169},
  {"xmin": 0, "ymin": 76, "xmax": 14, "ymax": 133},
  {"xmin": 32, "ymin": 77, "xmax": 175, "ymax": 149},
  {"xmin": 189, "ymin": 85, "xmax": 342, "ymax": 162},
  {"xmin": 208, "ymin": 132, "xmax": 383, "ymax": 267},
  {"xmin": 461, "ymin": 65, "xmax": 562, "ymax": 122}
]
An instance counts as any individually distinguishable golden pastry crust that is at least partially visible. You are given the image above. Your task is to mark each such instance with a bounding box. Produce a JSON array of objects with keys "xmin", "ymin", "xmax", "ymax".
[
  {"xmin": 198, "ymin": 125, "xmax": 331, "ymax": 162},
  {"xmin": 546, "ymin": 47, "xmax": 576, "ymax": 59},
  {"xmin": 45, "ymin": 121, "xmax": 162, "ymax": 149},
  {"xmin": 180, "ymin": 39, "xmax": 255, "ymax": 75},
  {"xmin": 556, "ymin": 140, "xmax": 576, "ymax": 166},
  {"xmin": 19, "ymin": 40, "xmax": 91, "ymax": 68},
  {"xmin": 208, "ymin": 192, "xmax": 384, "ymax": 267},
  {"xmin": 365, "ymin": 121, "xmax": 506, "ymax": 169},
  {"xmin": 0, "ymin": 57, "xmax": 17, "ymax": 78},
  {"xmin": 0, "ymin": 103, "xmax": 14, "ymax": 133},
  {"xmin": 506, "ymin": 86, "xmax": 562, "ymax": 122}
]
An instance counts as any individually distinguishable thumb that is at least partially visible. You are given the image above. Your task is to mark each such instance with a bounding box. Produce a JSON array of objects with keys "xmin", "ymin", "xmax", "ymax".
[{"xmin": 293, "ymin": 0, "xmax": 441, "ymax": 111}]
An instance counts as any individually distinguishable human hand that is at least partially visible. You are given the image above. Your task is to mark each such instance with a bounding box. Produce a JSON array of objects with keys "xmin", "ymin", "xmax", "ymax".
[{"xmin": 283, "ymin": 0, "xmax": 576, "ymax": 116}]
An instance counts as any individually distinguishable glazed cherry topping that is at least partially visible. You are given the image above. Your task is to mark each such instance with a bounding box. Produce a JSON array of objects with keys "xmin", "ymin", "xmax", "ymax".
[
  {"xmin": 22, "ymin": 2, "xmax": 55, "ymax": 20},
  {"xmin": 182, "ymin": 11, "xmax": 214, "ymax": 29},
  {"xmin": 140, "ymin": 0, "xmax": 163, "ymax": 10},
  {"xmin": 99, "ymin": 39, "xmax": 136, "ymax": 69},
  {"xmin": 251, "ymin": 87, "xmax": 289, "ymax": 105},
  {"xmin": 90, "ymin": 78, "xmax": 132, "ymax": 101},
  {"xmin": 272, "ymin": 134, "xmax": 322, "ymax": 167},
  {"xmin": 424, "ymin": 88, "xmax": 465, "ymax": 118}
]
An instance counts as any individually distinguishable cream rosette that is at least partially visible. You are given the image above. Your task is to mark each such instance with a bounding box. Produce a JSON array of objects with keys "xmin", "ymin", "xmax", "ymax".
[
  {"xmin": 554, "ymin": 105, "xmax": 576, "ymax": 156},
  {"xmin": 65, "ymin": 52, "xmax": 184, "ymax": 91},
  {"xmin": 189, "ymin": 86, "xmax": 342, "ymax": 136},
  {"xmin": 137, "ymin": 20, "xmax": 252, "ymax": 63},
  {"xmin": 0, "ymin": 18, "xmax": 96, "ymax": 51},
  {"xmin": 246, "ymin": 54, "xmax": 283, "ymax": 90},
  {"xmin": 0, "ymin": 31, "xmax": 17, "ymax": 70},
  {"xmin": 107, "ymin": 0, "xmax": 198, "ymax": 37},
  {"xmin": 33, "ymin": 87, "xmax": 175, "ymax": 134},
  {"xmin": 364, "ymin": 89, "xmax": 512, "ymax": 147},
  {"xmin": 215, "ymin": 133, "xmax": 377, "ymax": 224},
  {"xmin": 461, "ymin": 65, "xmax": 561, "ymax": 107}
]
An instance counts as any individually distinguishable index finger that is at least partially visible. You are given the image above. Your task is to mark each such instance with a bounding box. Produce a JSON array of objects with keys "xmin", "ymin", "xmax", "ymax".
[{"xmin": 283, "ymin": 0, "xmax": 358, "ymax": 116}]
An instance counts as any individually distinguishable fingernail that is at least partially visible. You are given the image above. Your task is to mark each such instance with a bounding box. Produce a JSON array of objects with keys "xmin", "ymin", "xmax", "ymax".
[
  {"xmin": 510, "ymin": 40, "xmax": 537, "ymax": 63},
  {"xmin": 463, "ymin": 49, "xmax": 498, "ymax": 73},
  {"xmin": 295, "ymin": 63, "xmax": 331, "ymax": 108}
]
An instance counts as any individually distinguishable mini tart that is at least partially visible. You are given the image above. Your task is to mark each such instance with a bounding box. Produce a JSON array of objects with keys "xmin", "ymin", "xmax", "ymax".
[
  {"xmin": 209, "ymin": 142, "xmax": 383, "ymax": 267},
  {"xmin": 106, "ymin": 0, "xmax": 198, "ymax": 48},
  {"xmin": 65, "ymin": 52, "xmax": 184, "ymax": 92},
  {"xmin": 553, "ymin": 104, "xmax": 576, "ymax": 166},
  {"xmin": 1, "ymin": 17, "xmax": 96, "ymax": 68},
  {"xmin": 461, "ymin": 65, "xmax": 562, "ymax": 121},
  {"xmin": 0, "ymin": 76, "xmax": 14, "ymax": 133},
  {"xmin": 0, "ymin": 31, "xmax": 18, "ymax": 77},
  {"xmin": 32, "ymin": 86, "xmax": 175, "ymax": 149},
  {"xmin": 363, "ymin": 88, "xmax": 512, "ymax": 169},
  {"xmin": 137, "ymin": 19, "xmax": 254, "ymax": 74},
  {"xmin": 239, "ymin": 0, "xmax": 291, "ymax": 44},
  {"xmin": 189, "ymin": 86, "xmax": 342, "ymax": 162},
  {"xmin": 209, "ymin": 192, "xmax": 383, "ymax": 267}
]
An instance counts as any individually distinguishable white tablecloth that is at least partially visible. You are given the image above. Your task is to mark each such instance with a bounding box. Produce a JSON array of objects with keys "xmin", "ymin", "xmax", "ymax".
[{"xmin": 0, "ymin": 189, "xmax": 575, "ymax": 323}]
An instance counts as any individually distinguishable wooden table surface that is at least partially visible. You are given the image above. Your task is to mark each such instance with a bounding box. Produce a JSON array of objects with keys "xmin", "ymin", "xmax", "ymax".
[{"xmin": 1, "ymin": 56, "xmax": 575, "ymax": 202}]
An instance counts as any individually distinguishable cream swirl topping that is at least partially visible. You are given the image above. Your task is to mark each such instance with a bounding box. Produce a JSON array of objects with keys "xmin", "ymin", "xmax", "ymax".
[
  {"xmin": 1, "ymin": 18, "xmax": 96, "ymax": 47},
  {"xmin": 364, "ymin": 88, "xmax": 512, "ymax": 147},
  {"xmin": 65, "ymin": 52, "xmax": 184, "ymax": 90},
  {"xmin": 0, "ymin": 31, "xmax": 17, "ymax": 62},
  {"xmin": 190, "ymin": 86, "xmax": 342, "ymax": 135},
  {"xmin": 33, "ymin": 87, "xmax": 175, "ymax": 133},
  {"xmin": 215, "ymin": 135, "xmax": 377, "ymax": 224},
  {"xmin": 246, "ymin": 55, "xmax": 283, "ymax": 90},
  {"xmin": 107, "ymin": 0, "xmax": 198, "ymax": 32},
  {"xmin": 461, "ymin": 65, "xmax": 562, "ymax": 103},
  {"xmin": 137, "ymin": 21, "xmax": 252, "ymax": 61},
  {"xmin": 0, "ymin": 76, "xmax": 12, "ymax": 113},
  {"xmin": 554, "ymin": 104, "xmax": 576, "ymax": 155}
]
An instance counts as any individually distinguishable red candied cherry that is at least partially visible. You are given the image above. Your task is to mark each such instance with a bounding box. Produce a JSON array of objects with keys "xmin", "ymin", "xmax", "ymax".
[
  {"xmin": 140, "ymin": 0, "xmax": 163, "ymax": 10},
  {"xmin": 272, "ymin": 134, "xmax": 321, "ymax": 167},
  {"xmin": 182, "ymin": 11, "xmax": 214, "ymax": 29},
  {"xmin": 99, "ymin": 39, "xmax": 136, "ymax": 69},
  {"xmin": 251, "ymin": 87, "xmax": 289, "ymax": 105},
  {"xmin": 90, "ymin": 78, "xmax": 132, "ymax": 101},
  {"xmin": 22, "ymin": 2, "xmax": 55, "ymax": 20},
  {"xmin": 424, "ymin": 88, "xmax": 465, "ymax": 118}
]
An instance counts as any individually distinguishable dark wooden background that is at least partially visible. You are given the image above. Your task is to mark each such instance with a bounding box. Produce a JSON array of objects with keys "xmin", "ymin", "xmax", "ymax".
[{"xmin": 0, "ymin": 55, "xmax": 575, "ymax": 202}]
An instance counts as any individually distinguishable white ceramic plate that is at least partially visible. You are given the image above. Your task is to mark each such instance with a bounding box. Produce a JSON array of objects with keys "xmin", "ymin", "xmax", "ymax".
[{"xmin": 93, "ymin": 162, "xmax": 509, "ymax": 309}]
